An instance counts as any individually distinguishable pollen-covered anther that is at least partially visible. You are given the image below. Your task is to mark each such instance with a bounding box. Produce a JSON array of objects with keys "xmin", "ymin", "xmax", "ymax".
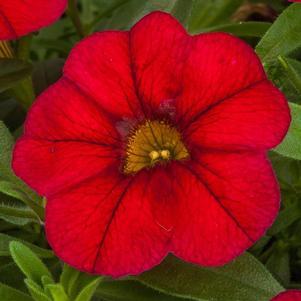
[
  {"xmin": 160, "ymin": 150, "xmax": 170, "ymax": 160},
  {"xmin": 124, "ymin": 120, "xmax": 189, "ymax": 174},
  {"xmin": 149, "ymin": 150, "xmax": 160, "ymax": 161}
]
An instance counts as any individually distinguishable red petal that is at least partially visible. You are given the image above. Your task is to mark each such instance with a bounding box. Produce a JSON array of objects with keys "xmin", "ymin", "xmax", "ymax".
[
  {"xmin": 171, "ymin": 151, "xmax": 279, "ymax": 266},
  {"xmin": 271, "ymin": 291, "xmax": 301, "ymax": 301},
  {"xmin": 185, "ymin": 80, "xmax": 290, "ymax": 151},
  {"xmin": 0, "ymin": 0, "xmax": 67, "ymax": 40},
  {"xmin": 129, "ymin": 11, "xmax": 189, "ymax": 115},
  {"xmin": 176, "ymin": 33, "xmax": 266, "ymax": 124},
  {"xmin": 45, "ymin": 170, "xmax": 171, "ymax": 277},
  {"xmin": 12, "ymin": 78, "xmax": 120, "ymax": 196},
  {"xmin": 12, "ymin": 138, "xmax": 118, "ymax": 197},
  {"xmin": 64, "ymin": 12, "xmax": 189, "ymax": 121},
  {"xmin": 64, "ymin": 31, "xmax": 141, "ymax": 120},
  {"xmin": 23, "ymin": 78, "xmax": 119, "ymax": 146}
]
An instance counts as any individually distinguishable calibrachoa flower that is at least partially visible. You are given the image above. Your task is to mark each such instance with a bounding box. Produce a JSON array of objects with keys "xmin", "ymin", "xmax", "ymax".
[
  {"xmin": 0, "ymin": 0, "xmax": 67, "ymax": 40},
  {"xmin": 271, "ymin": 291, "xmax": 301, "ymax": 301},
  {"xmin": 12, "ymin": 12, "xmax": 291, "ymax": 277}
]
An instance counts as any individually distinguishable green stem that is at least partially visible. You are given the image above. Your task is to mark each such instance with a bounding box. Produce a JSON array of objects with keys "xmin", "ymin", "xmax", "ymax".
[{"xmin": 67, "ymin": 0, "xmax": 86, "ymax": 38}]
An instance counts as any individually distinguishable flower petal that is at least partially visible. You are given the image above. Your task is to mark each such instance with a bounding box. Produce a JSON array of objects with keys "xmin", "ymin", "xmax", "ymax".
[
  {"xmin": 23, "ymin": 78, "xmax": 119, "ymax": 146},
  {"xmin": 0, "ymin": 0, "xmax": 67, "ymax": 40},
  {"xmin": 64, "ymin": 12, "xmax": 190, "ymax": 121},
  {"xmin": 271, "ymin": 291, "xmax": 301, "ymax": 301},
  {"xmin": 13, "ymin": 78, "xmax": 121, "ymax": 196},
  {"xmin": 185, "ymin": 80, "xmax": 290, "ymax": 151},
  {"xmin": 175, "ymin": 32, "xmax": 266, "ymax": 125},
  {"xmin": 129, "ymin": 11, "xmax": 190, "ymax": 115},
  {"xmin": 64, "ymin": 31, "xmax": 141, "ymax": 120},
  {"xmin": 171, "ymin": 151, "xmax": 279, "ymax": 266},
  {"xmin": 13, "ymin": 138, "xmax": 119, "ymax": 197},
  {"xmin": 45, "ymin": 170, "xmax": 171, "ymax": 277}
]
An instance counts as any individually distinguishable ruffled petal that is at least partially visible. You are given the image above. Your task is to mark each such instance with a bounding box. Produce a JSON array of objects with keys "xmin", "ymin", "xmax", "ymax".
[
  {"xmin": 129, "ymin": 11, "xmax": 190, "ymax": 116},
  {"xmin": 13, "ymin": 78, "xmax": 120, "ymax": 196},
  {"xmin": 185, "ymin": 80, "xmax": 290, "ymax": 151},
  {"xmin": 0, "ymin": 0, "xmax": 67, "ymax": 40},
  {"xmin": 175, "ymin": 32, "xmax": 266, "ymax": 125},
  {"xmin": 12, "ymin": 138, "xmax": 119, "ymax": 197},
  {"xmin": 64, "ymin": 31, "xmax": 141, "ymax": 120},
  {"xmin": 23, "ymin": 78, "xmax": 119, "ymax": 146},
  {"xmin": 171, "ymin": 151, "xmax": 279, "ymax": 266},
  {"xmin": 45, "ymin": 169, "xmax": 172, "ymax": 277},
  {"xmin": 64, "ymin": 12, "xmax": 190, "ymax": 121}
]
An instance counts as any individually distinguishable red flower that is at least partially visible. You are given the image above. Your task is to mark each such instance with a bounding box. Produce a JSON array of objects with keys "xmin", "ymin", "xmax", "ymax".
[
  {"xmin": 12, "ymin": 12, "xmax": 290, "ymax": 277},
  {"xmin": 271, "ymin": 291, "xmax": 301, "ymax": 301},
  {"xmin": 0, "ymin": 0, "xmax": 67, "ymax": 40}
]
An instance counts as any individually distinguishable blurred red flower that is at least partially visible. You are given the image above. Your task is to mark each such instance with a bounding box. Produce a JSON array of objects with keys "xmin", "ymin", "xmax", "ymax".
[
  {"xmin": 0, "ymin": 0, "xmax": 67, "ymax": 40},
  {"xmin": 12, "ymin": 12, "xmax": 291, "ymax": 277},
  {"xmin": 271, "ymin": 291, "xmax": 301, "ymax": 301}
]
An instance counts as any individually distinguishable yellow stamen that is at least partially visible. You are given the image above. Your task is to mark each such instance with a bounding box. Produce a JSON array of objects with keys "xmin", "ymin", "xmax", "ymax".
[
  {"xmin": 149, "ymin": 150, "xmax": 160, "ymax": 161},
  {"xmin": 160, "ymin": 149, "xmax": 170, "ymax": 160},
  {"xmin": 124, "ymin": 120, "xmax": 189, "ymax": 174}
]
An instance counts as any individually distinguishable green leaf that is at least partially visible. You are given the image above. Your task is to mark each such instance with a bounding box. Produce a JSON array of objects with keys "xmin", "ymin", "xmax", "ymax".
[
  {"xmin": 45, "ymin": 284, "xmax": 70, "ymax": 301},
  {"xmin": 0, "ymin": 121, "xmax": 14, "ymax": 180},
  {"xmin": 0, "ymin": 233, "xmax": 53, "ymax": 258},
  {"xmin": 0, "ymin": 180, "xmax": 35, "ymax": 204},
  {"xmin": 256, "ymin": 3, "xmax": 301, "ymax": 63},
  {"xmin": 96, "ymin": 280, "xmax": 191, "ymax": 301},
  {"xmin": 0, "ymin": 282, "xmax": 33, "ymax": 301},
  {"xmin": 202, "ymin": 22, "xmax": 271, "ymax": 38},
  {"xmin": 188, "ymin": 0, "xmax": 242, "ymax": 32},
  {"xmin": 0, "ymin": 262, "xmax": 27, "ymax": 290},
  {"xmin": 170, "ymin": 0, "xmax": 194, "ymax": 26},
  {"xmin": 0, "ymin": 180, "xmax": 29, "ymax": 200},
  {"xmin": 0, "ymin": 122, "xmax": 44, "ymax": 220},
  {"xmin": 268, "ymin": 202, "xmax": 301, "ymax": 235},
  {"xmin": 266, "ymin": 250, "xmax": 290, "ymax": 287},
  {"xmin": 94, "ymin": 0, "xmax": 193, "ymax": 32},
  {"xmin": 69, "ymin": 273, "xmax": 99, "ymax": 300},
  {"xmin": 75, "ymin": 278, "xmax": 100, "ymax": 301},
  {"xmin": 87, "ymin": 0, "xmax": 130, "ymax": 32},
  {"xmin": 136, "ymin": 253, "xmax": 283, "ymax": 301},
  {"xmin": 9, "ymin": 241, "xmax": 53, "ymax": 285},
  {"xmin": 41, "ymin": 276, "xmax": 55, "ymax": 288},
  {"xmin": 25, "ymin": 279, "xmax": 52, "ymax": 301},
  {"xmin": 32, "ymin": 59, "xmax": 64, "ymax": 96},
  {"xmin": 60, "ymin": 263, "xmax": 99, "ymax": 300},
  {"xmin": 0, "ymin": 205, "xmax": 39, "ymax": 226},
  {"xmin": 0, "ymin": 58, "xmax": 32, "ymax": 93},
  {"xmin": 278, "ymin": 57, "xmax": 301, "ymax": 95},
  {"xmin": 0, "ymin": 202, "xmax": 39, "ymax": 225},
  {"xmin": 274, "ymin": 103, "xmax": 301, "ymax": 160},
  {"xmin": 60, "ymin": 264, "xmax": 81, "ymax": 297}
]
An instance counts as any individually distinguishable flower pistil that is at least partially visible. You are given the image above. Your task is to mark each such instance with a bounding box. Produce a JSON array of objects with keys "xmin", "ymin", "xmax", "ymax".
[{"xmin": 124, "ymin": 119, "xmax": 189, "ymax": 174}]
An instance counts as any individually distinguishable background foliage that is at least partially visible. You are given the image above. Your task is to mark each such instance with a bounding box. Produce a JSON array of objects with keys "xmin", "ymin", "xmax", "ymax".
[{"xmin": 1, "ymin": 1, "xmax": 301, "ymax": 300}]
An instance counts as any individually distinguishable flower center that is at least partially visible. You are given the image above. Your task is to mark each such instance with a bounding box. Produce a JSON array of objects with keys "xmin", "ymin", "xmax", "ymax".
[{"xmin": 124, "ymin": 120, "xmax": 189, "ymax": 174}]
